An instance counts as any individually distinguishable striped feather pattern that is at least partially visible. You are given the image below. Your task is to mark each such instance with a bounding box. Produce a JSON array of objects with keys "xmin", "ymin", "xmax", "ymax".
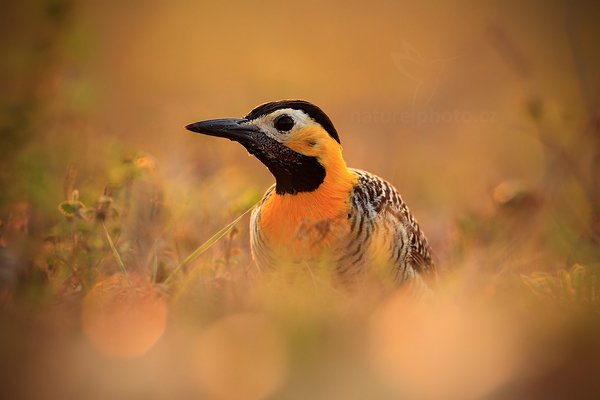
[{"xmin": 250, "ymin": 168, "xmax": 435, "ymax": 289}]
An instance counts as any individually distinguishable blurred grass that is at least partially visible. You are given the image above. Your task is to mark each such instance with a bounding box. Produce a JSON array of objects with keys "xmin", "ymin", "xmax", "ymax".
[{"xmin": 1, "ymin": 0, "xmax": 599, "ymax": 399}]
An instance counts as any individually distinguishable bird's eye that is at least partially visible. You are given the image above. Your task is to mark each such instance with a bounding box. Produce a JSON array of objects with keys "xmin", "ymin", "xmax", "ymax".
[{"xmin": 274, "ymin": 115, "xmax": 294, "ymax": 132}]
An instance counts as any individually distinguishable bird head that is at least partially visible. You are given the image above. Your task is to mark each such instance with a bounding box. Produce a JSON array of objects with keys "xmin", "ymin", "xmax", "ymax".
[{"xmin": 186, "ymin": 100, "xmax": 346, "ymax": 195}]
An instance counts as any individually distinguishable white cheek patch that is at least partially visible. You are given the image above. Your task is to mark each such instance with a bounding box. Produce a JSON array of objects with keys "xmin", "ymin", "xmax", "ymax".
[{"xmin": 250, "ymin": 108, "xmax": 313, "ymax": 142}]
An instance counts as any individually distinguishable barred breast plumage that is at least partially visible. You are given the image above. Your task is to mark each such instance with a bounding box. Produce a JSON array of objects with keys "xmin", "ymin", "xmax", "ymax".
[{"xmin": 250, "ymin": 168, "xmax": 435, "ymax": 290}]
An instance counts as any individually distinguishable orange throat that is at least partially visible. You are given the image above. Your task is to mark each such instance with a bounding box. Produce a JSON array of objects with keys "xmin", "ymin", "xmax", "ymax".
[{"xmin": 258, "ymin": 149, "xmax": 358, "ymax": 257}]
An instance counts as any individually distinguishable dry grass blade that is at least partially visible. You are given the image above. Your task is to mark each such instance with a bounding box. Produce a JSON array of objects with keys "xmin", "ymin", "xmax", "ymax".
[
  {"xmin": 164, "ymin": 204, "xmax": 256, "ymax": 285},
  {"xmin": 102, "ymin": 222, "xmax": 131, "ymax": 286}
]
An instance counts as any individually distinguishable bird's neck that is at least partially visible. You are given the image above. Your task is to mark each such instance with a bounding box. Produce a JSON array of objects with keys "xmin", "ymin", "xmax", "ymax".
[
  {"xmin": 266, "ymin": 147, "xmax": 357, "ymax": 222},
  {"xmin": 257, "ymin": 144, "xmax": 357, "ymax": 256},
  {"xmin": 271, "ymin": 155, "xmax": 326, "ymax": 195}
]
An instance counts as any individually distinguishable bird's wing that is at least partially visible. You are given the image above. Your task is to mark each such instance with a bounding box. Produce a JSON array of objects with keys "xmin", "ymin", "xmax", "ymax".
[{"xmin": 348, "ymin": 168, "xmax": 435, "ymax": 281}]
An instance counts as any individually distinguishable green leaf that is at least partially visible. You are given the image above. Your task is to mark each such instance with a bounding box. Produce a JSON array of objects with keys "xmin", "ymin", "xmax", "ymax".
[{"xmin": 58, "ymin": 200, "xmax": 86, "ymax": 217}]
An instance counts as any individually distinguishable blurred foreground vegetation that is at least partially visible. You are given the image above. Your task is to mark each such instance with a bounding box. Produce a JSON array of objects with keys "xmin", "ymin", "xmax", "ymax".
[{"xmin": 1, "ymin": 1, "xmax": 599, "ymax": 399}]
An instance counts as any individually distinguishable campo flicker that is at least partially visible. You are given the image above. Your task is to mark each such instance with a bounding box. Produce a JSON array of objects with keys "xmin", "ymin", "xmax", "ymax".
[{"xmin": 187, "ymin": 100, "xmax": 435, "ymax": 291}]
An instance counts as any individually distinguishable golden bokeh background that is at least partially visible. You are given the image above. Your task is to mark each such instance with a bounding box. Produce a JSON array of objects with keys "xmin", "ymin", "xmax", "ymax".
[{"xmin": 1, "ymin": 1, "xmax": 599, "ymax": 399}]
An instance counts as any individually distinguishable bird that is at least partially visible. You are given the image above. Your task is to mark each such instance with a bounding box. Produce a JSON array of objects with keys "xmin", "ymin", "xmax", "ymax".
[{"xmin": 186, "ymin": 100, "xmax": 435, "ymax": 293}]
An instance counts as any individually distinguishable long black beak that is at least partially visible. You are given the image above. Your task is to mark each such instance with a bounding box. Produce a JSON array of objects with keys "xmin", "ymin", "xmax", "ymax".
[{"xmin": 185, "ymin": 118, "xmax": 258, "ymax": 143}]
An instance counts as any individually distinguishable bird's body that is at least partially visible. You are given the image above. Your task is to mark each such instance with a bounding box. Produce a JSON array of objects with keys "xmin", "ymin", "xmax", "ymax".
[
  {"xmin": 250, "ymin": 168, "xmax": 434, "ymax": 286},
  {"xmin": 187, "ymin": 100, "xmax": 435, "ymax": 291}
]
